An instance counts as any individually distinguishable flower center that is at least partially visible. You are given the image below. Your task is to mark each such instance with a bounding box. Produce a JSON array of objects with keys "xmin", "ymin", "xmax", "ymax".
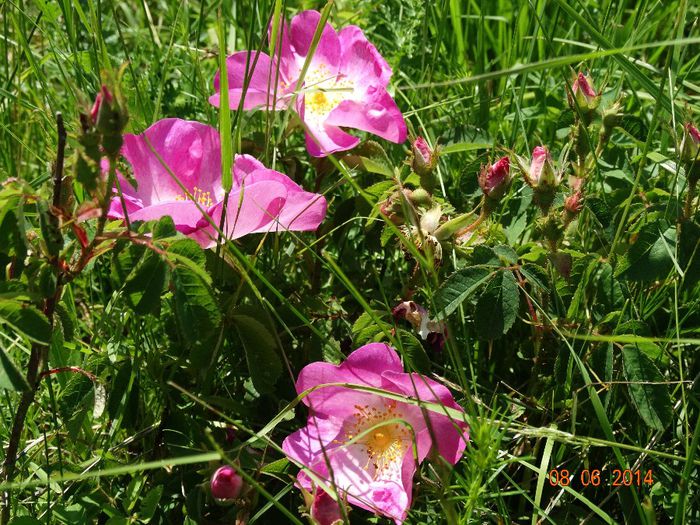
[
  {"xmin": 345, "ymin": 402, "xmax": 411, "ymax": 477},
  {"xmin": 302, "ymin": 64, "xmax": 354, "ymax": 122},
  {"xmin": 307, "ymin": 90, "xmax": 334, "ymax": 115},
  {"xmin": 174, "ymin": 186, "xmax": 213, "ymax": 207}
]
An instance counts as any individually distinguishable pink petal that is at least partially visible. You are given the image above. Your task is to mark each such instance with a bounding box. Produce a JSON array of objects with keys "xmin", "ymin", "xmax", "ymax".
[
  {"xmin": 381, "ymin": 371, "xmax": 469, "ymax": 465},
  {"xmin": 128, "ymin": 200, "xmax": 206, "ymax": 233},
  {"xmin": 233, "ymin": 155, "xmax": 327, "ymax": 232},
  {"xmin": 268, "ymin": 15, "xmax": 300, "ymax": 82},
  {"xmin": 294, "ymin": 343, "xmax": 403, "ymax": 417},
  {"xmin": 325, "ymin": 88, "xmax": 407, "ymax": 144},
  {"xmin": 282, "ymin": 414, "xmax": 345, "ymax": 467},
  {"xmin": 315, "ymin": 444, "xmax": 413, "ymax": 524},
  {"xmin": 298, "ymin": 96, "xmax": 359, "ymax": 156},
  {"xmin": 192, "ymin": 180, "xmax": 287, "ymax": 248},
  {"xmin": 108, "ymin": 192, "xmax": 142, "ymax": 220},
  {"xmin": 119, "ymin": 119, "xmax": 223, "ymax": 205},
  {"xmin": 232, "ymin": 153, "xmax": 266, "ymax": 185},
  {"xmin": 297, "ymin": 343, "xmax": 402, "ymax": 395},
  {"xmin": 289, "ymin": 10, "xmax": 340, "ymax": 75},
  {"xmin": 337, "ymin": 25, "xmax": 392, "ymax": 89},
  {"xmin": 209, "ymin": 51, "xmax": 291, "ymax": 110}
]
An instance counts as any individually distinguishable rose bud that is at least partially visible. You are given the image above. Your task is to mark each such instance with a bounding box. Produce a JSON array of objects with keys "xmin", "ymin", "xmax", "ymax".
[
  {"xmin": 89, "ymin": 92, "xmax": 103, "ymax": 125},
  {"xmin": 524, "ymin": 146, "xmax": 558, "ymax": 188},
  {"xmin": 569, "ymin": 72, "xmax": 600, "ymax": 113},
  {"xmin": 210, "ymin": 465, "xmax": 243, "ymax": 500},
  {"xmin": 681, "ymin": 122, "xmax": 700, "ymax": 164},
  {"xmin": 565, "ymin": 191, "xmax": 583, "ymax": 215},
  {"xmin": 379, "ymin": 190, "xmax": 410, "ymax": 225},
  {"xmin": 93, "ymin": 85, "xmax": 128, "ymax": 157},
  {"xmin": 478, "ymin": 156, "xmax": 511, "ymax": 202},
  {"xmin": 519, "ymin": 146, "xmax": 561, "ymax": 214},
  {"xmin": 310, "ymin": 490, "xmax": 344, "ymax": 525},
  {"xmin": 408, "ymin": 187, "xmax": 433, "ymax": 207},
  {"xmin": 411, "ymin": 137, "xmax": 440, "ymax": 193}
]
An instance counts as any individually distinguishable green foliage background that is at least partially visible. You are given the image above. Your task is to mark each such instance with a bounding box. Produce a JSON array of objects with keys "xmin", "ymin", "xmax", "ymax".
[{"xmin": 0, "ymin": 0, "xmax": 699, "ymax": 524}]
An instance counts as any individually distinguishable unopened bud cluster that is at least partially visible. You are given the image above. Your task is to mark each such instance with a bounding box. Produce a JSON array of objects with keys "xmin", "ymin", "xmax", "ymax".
[{"xmin": 76, "ymin": 84, "xmax": 129, "ymax": 195}]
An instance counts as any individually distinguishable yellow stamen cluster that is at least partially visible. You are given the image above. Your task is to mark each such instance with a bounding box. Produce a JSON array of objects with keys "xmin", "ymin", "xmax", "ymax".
[
  {"xmin": 174, "ymin": 186, "xmax": 213, "ymax": 207},
  {"xmin": 303, "ymin": 64, "xmax": 354, "ymax": 120},
  {"xmin": 345, "ymin": 401, "xmax": 410, "ymax": 477}
]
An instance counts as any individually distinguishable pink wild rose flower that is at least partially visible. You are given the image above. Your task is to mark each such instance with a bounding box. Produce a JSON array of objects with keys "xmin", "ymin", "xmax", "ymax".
[
  {"xmin": 209, "ymin": 10, "xmax": 407, "ymax": 157},
  {"xmin": 282, "ymin": 343, "xmax": 469, "ymax": 524},
  {"xmin": 107, "ymin": 118, "xmax": 327, "ymax": 248}
]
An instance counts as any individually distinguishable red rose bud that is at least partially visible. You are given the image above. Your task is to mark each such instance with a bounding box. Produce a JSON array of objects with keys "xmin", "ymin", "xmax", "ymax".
[
  {"xmin": 89, "ymin": 92, "xmax": 102, "ymax": 125},
  {"xmin": 100, "ymin": 84, "xmax": 114, "ymax": 104},
  {"xmin": 478, "ymin": 156, "xmax": 511, "ymax": 202},
  {"xmin": 412, "ymin": 137, "xmax": 440, "ymax": 193},
  {"xmin": 681, "ymin": 122, "xmax": 700, "ymax": 163},
  {"xmin": 94, "ymin": 84, "xmax": 128, "ymax": 157},
  {"xmin": 412, "ymin": 137, "xmax": 439, "ymax": 175},
  {"xmin": 210, "ymin": 465, "xmax": 243, "ymax": 500},
  {"xmin": 569, "ymin": 72, "xmax": 600, "ymax": 113},
  {"xmin": 310, "ymin": 490, "xmax": 344, "ymax": 525},
  {"xmin": 565, "ymin": 191, "xmax": 583, "ymax": 215}
]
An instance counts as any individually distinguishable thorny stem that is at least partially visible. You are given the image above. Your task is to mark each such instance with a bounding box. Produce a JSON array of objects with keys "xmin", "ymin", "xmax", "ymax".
[{"xmin": 683, "ymin": 178, "xmax": 696, "ymax": 221}]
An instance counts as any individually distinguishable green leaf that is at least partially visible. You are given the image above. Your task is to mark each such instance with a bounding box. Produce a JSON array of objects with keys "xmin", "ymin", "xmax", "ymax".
[
  {"xmin": 59, "ymin": 373, "xmax": 94, "ymax": 439},
  {"xmin": 434, "ymin": 266, "xmax": 494, "ymax": 319},
  {"xmin": 111, "ymin": 243, "xmax": 146, "ymax": 287},
  {"xmin": 233, "ymin": 314, "xmax": 282, "ymax": 394},
  {"xmin": 8, "ymin": 517, "xmax": 43, "ymax": 525},
  {"xmin": 352, "ymin": 311, "xmax": 393, "ymax": 345},
  {"xmin": 440, "ymin": 142, "xmax": 491, "ymax": 155},
  {"xmin": 617, "ymin": 115, "xmax": 648, "ymax": 142},
  {"xmin": 0, "ymin": 299, "xmax": 51, "ymax": 344},
  {"xmin": 167, "ymin": 238, "xmax": 206, "ymax": 267},
  {"xmin": 108, "ymin": 360, "xmax": 133, "ymax": 420},
  {"xmin": 138, "ymin": 485, "xmax": 163, "ymax": 522},
  {"xmin": 152, "ymin": 215, "xmax": 177, "ymax": 239},
  {"xmin": 0, "ymin": 346, "xmax": 30, "ymax": 391},
  {"xmin": 122, "ymin": 252, "xmax": 167, "ymax": 315},
  {"xmin": 617, "ymin": 224, "xmax": 676, "ymax": 281},
  {"xmin": 622, "ymin": 344, "xmax": 672, "ymax": 431},
  {"xmin": 343, "ymin": 140, "xmax": 394, "ymax": 177},
  {"xmin": 166, "ymin": 239, "xmax": 211, "ymax": 284},
  {"xmin": 172, "ymin": 266, "xmax": 221, "ymax": 346},
  {"xmin": 54, "ymin": 302, "xmax": 75, "ymax": 342},
  {"xmin": 493, "ymin": 245, "xmax": 518, "ymax": 265},
  {"xmin": 520, "ymin": 263, "xmax": 549, "ymax": 291},
  {"xmin": 397, "ymin": 329, "xmax": 431, "ymax": 373},
  {"xmin": 261, "ymin": 457, "xmax": 290, "ymax": 474},
  {"xmin": 475, "ymin": 271, "xmax": 519, "ymax": 340}
]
